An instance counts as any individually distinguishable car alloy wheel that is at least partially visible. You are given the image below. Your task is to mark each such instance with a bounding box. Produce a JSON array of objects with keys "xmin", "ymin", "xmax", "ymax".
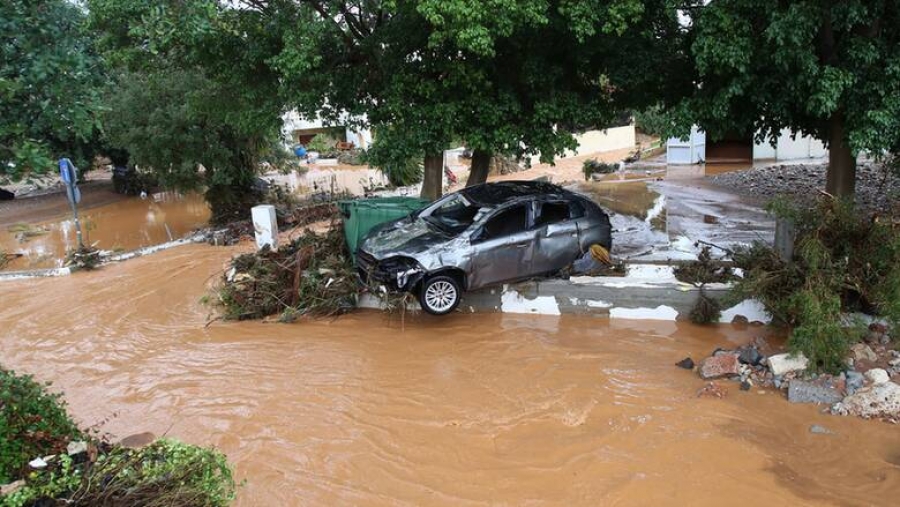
[{"xmin": 419, "ymin": 275, "xmax": 461, "ymax": 316}]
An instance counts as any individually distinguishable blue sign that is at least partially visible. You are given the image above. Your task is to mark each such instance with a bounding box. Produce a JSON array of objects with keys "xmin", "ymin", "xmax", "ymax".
[{"xmin": 58, "ymin": 158, "xmax": 77, "ymax": 185}]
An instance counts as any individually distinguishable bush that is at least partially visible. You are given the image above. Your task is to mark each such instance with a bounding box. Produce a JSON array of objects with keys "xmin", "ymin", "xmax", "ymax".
[
  {"xmin": 0, "ymin": 367, "xmax": 83, "ymax": 483},
  {"xmin": 0, "ymin": 366, "xmax": 237, "ymax": 506},
  {"xmin": 305, "ymin": 135, "xmax": 340, "ymax": 159},
  {"xmin": 731, "ymin": 198, "xmax": 900, "ymax": 372},
  {"xmin": 582, "ymin": 159, "xmax": 617, "ymax": 180}
]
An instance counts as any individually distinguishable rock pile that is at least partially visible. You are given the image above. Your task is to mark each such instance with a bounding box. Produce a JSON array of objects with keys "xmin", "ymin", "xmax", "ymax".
[
  {"xmin": 708, "ymin": 162, "xmax": 899, "ymax": 213},
  {"xmin": 680, "ymin": 330, "xmax": 900, "ymax": 423}
]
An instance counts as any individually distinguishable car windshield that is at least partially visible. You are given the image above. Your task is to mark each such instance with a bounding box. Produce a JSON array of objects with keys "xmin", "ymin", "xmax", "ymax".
[{"xmin": 422, "ymin": 194, "xmax": 480, "ymax": 235}]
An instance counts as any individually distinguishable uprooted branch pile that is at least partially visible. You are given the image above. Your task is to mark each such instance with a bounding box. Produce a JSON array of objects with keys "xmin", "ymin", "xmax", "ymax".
[
  {"xmin": 216, "ymin": 221, "xmax": 357, "ymax": 320},
  {"xmin": 729, "ymin": 197, "xmax": 900, "ymax": 372}
]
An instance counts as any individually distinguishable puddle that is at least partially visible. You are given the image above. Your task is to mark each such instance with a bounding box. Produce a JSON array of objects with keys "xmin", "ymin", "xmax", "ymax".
[
  {"xmin": 0, "ymin": 245, "xmax": 897, "ymax": 506},
  {"xmin": 0, "ymin": 192, "xmax": 210, "ymax": 270}
]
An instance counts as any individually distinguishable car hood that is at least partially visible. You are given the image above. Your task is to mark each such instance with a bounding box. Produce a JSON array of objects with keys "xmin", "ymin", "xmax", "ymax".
[{"xmin": 361, "ymin": 217, "xmax": 455, "ymax": 259}]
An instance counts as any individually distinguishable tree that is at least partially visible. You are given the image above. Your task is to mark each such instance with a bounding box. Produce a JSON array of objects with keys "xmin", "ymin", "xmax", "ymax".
[
  {"xmin": 274, "ymin": 0, "xmax": 689, "ymax": 199},
  {"xmin": 671, "ymin": 0, "xmax": 900, "ymax": 197},
  {"xmin": 88, "ymin": 0, "xmax": 285, "ymax": 222},
  {"xmin": 0, "ymin": 0, "xmax": 105, "ymax": 180}
]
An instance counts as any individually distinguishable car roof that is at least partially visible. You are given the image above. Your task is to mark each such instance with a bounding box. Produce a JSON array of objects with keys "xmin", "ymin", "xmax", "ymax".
[{"xmin": 459, "ymin": 181, "xmax": 573, "ymax": 207}]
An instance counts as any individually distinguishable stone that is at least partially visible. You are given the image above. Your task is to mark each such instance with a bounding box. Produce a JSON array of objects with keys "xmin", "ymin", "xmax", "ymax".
[
  {"xmin": 738, "ymin": 347, "xmax": 764, "ymax": 366},
  {"xmin": 67, "ymin": 440, "xmax": 88, "ymax": 456},
  {"xmin": 864, "ymin": 368, "xmax": 890, "ymax": 385},
  {"xmin": 0, "ymin": 480, "xmax": 25, "ymax": 496},
  {"xmin": 787, "ymin": 380, "xmax": 844, "ymax": 405},
  {"xmin": 699, "ymin": 353, "xmax": 741, "ymax": 379},
  {"xmin": 740, "ymin": 380, "xmax": 752, "ymax": 391},
  {"xmin": 850, "ymin": 343, "xmax": 878, "ymax": 363},
  {"xmin": 119, "ymin": 432, "xmax": 156, "ymax": 449},
  {"xmin": 845, "ymin": 371, "xmax": 865, "ymax": 393},
  {"xmin": 833, "ymin": 381, "xmax": 900, "ymax": 418},
  {"xmin": 889, "ymin": 358, "xmax": 900, "ymax": 367},
  {"xmin": 28, "ymin": 457, "xmax": 47, "ymax": 469},
  {"xmin": 675, "ymin": 357, "xmax": 695, "ymax": 370},
  {"xmin": 809, "ymin": 424, "xmax": 834, "ymax": 435},
  {"xmin": 767, "ymin": 353, "xmax": 809, "ymax": 376}
]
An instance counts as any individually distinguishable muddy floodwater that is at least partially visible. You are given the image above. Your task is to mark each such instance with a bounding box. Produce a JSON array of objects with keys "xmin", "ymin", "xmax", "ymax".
[
  {"xmin": 0, "ymin": 245, "xmax": 897, "ymax": 506},
  {"xmin": 0, "ymin": 192, "xmax": 209, "ymax": 270}
]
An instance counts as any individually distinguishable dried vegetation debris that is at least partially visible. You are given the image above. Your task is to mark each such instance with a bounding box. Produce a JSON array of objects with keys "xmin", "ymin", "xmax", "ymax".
[{"xmin": 215, "ymin": 221, "xmax": 358, "ymax": 321}]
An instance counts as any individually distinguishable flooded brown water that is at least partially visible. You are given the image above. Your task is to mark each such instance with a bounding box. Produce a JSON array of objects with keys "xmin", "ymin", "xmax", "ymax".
[
  {"xmin": 1, "ymin": 245, "xmax": 898, "ymax": 506},
  {"xmin": 1, "ymin": 192, "xmax": 209, "ymax": 270}
]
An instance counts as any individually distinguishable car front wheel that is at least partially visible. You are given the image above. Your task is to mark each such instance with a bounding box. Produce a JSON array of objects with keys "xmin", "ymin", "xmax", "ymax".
[{"xmin": 418, "ymin": 275, "xmax": 461, "ymax": 316}]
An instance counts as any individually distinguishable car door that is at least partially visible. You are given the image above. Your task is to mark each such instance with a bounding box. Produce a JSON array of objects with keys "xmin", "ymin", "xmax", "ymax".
[
  {"xmin": 532, "ymin": 201, "xmax": 582, "ymax": 274},
  {"xmin": 467, "ymin": 203, "xmax": 536, "ymax": 289}
]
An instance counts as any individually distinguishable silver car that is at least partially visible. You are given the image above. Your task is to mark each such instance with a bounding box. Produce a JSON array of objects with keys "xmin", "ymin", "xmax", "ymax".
[{"xmin": 357, "ymin": 181, "xmax": 612, "ymax": 315}]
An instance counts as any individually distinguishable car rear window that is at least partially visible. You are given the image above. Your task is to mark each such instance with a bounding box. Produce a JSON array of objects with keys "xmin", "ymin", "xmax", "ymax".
[
  {"xmin": 535, "ymin": 202, "xmax": 570, "ymax": 226},
  {"xmin": 482, "ymin": 205, "xmax": 528, "ymax": 240}
]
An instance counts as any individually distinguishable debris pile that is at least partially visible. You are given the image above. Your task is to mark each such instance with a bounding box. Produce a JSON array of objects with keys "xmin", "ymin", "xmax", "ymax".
[
  {"xmin": 679, "ymin": 328, "xmax": 900, "ymax": 423},
  {"xmin": 215, "ymin": 221, "xmax": 357, "ymax": 321}
]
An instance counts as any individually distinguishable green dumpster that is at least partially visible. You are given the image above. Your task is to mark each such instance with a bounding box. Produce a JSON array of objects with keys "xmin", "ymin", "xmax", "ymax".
[{"xmin": 338, "ymin": 196, "xmax": 430, "ymax": 259}]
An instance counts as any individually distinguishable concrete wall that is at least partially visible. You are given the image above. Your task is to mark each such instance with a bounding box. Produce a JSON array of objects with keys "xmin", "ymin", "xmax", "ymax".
[
  {"xmin": 753, "ymin": 128, "xmax": 827, "ymax": 161},
  {"xmin": 569, "ymin": 125, "xmax": 636, "ymax": 157},
  {"xmin": 281, "ymin": 111, "xmax": 372, "ymax": 150}
]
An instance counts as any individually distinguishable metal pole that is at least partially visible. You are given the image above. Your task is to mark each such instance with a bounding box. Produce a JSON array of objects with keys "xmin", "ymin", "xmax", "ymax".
[{"xmin": 69, "ymin": 193, "xmax": 84, "ymax": 249}]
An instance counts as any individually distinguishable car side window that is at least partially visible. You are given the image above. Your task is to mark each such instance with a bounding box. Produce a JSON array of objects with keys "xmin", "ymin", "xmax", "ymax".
[
  {"xmin": 569, "ymin": 200, "xmax": 586, "ymax": 219},
  {"xmin": 480, "ymin": 205, "xmax": 528, "ymax": 240},
  {"xmin": 535, "ymin": 202, "xmax": 570, "ymax": 227}
]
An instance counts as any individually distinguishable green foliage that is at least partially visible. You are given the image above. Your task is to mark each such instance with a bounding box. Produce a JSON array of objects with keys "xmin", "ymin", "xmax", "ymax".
[
  {"xmin": 305, "ymin": 134, "xmax": 340, "ymax": 159},
  {"xmin": 0, "ymin": 0, "xmax": 105, "ymax": 179},
  {"xmin": 634, "ymin": 104, "xmax": 670, "ymax": 137},
  {"xmin": 275, "ymin": 0, "xmax": 691, "ymax": 194},
  {"xmin": 670, "ymin": 1, "xmax": 900, "ymax": 193},
  {"xmin": 0, "ymin": 367, "xmax": 83, "ymax": 483},
  {"xmin": 89, "ymin": 0, "xmax": 284, "ymax": 222},
  {"xmin": 732, "ymin": 198, "xmax": 900, "ymax": 372},
  {"xmin": 0, "ymin": 367, "xmax": 236, "ymax": 506}
]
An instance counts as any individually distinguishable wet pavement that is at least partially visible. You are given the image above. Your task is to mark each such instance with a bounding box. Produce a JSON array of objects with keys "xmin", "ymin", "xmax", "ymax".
[
  {"xmin": 0, "ymin": 245, "xmax": 897, "ymax": 506},
  {"xmin": 572, "ymin": 164, "xmax": 774, "ymax": 261}
]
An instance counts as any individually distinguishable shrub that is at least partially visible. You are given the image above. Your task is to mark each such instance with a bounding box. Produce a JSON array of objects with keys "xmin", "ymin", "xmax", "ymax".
[
  {"xmin": 730, "ymin": 197, "xmax": 900, "ymax": 372},
  {"xmin": 582, "ymin": 159, "xmax": 617, "ymax": 180},
  {"xmin": 305, "ymin": 134, "xmax": 341, "ymax": 159},
  {"xmin": 0, "ymin": 366, "xmax": 237, "ymax": 506},
  {"xmin": 0, "ymin": 367, "xmax": 83, "ymax": 483}
]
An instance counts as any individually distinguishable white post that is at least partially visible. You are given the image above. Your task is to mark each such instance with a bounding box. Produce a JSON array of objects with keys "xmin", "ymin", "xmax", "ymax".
[{"xmin": 251, "ymin": 205, "xmax": 279, "ymax": 251}]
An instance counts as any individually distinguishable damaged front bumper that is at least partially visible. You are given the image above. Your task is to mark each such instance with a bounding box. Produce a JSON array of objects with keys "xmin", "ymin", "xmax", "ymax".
[{"xmin": 357, "ymin": 250, "xmax": 425, "ymax": 292}]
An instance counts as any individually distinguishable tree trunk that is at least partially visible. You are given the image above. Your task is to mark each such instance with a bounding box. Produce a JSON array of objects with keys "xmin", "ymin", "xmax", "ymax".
[
  {"xmin": 465, "ymin": 149, "xmax": 492, "ymax": 187},
  {"xmin": 420, "ymin": 152, "xmax": 443, "ymax": 201},
  {"xmin": 825, "ymin": 111, "xmax": 856, "ymax": 198}
]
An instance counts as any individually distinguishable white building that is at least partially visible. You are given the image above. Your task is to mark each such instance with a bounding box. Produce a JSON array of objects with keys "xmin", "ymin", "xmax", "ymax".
[
  {"xmin": 282, "ymin": 111, "xmax": 373, "ymax": 150},
  {"xmin": 667, "ymin": 126, "xmax": 827, "ymax": 164}
]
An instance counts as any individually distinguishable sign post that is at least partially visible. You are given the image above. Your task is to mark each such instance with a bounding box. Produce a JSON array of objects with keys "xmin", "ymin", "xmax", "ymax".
[{"xmin": 59, "ymin": 158, "xmax": 84, "ymax": 249}]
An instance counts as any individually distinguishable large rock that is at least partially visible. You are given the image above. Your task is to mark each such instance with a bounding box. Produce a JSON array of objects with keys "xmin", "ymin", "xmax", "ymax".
[
  {"xmin": 850, "ymin": 343, "xmax": 877, "ymax": 362},
  {"xmin": 699, "ymin": 353, "xmax": 740, "ymax": 379},
  {"xmin": 787, "ymin": 380, "xmax": 844, "ymax": 405},
  {"xmin": 865, "ymin": 368, "xmax": 890, "ymax": 385},
  {"xmin": 833, "ymin": 381, "xmax": 900, "ymax": 418},
  {"xmin": 767, "ymin": 353, "xmax": 809, "ymax": 376}
]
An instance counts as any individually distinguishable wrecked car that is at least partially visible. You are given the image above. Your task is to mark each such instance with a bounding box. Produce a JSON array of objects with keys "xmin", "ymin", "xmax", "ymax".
[{"xmin": 357, "ymin": 181, "xmax": 612, "ymax": 315}]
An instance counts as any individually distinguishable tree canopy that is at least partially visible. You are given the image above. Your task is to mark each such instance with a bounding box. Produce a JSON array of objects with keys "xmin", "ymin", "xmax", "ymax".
[
  {"xmin": 88, "ymin": 0, "xmax": 286, "ymax": 222},
  {"xmin": 671, "ymin": 0, "xmax": 900, "ymax": 197},
  {"xmin": 273, "ymin": 0, "xmax": 691, "ymax": 198},
  {"xmin": 0, "ymin": 0, "xmax": 105, "ymax": 180}
]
